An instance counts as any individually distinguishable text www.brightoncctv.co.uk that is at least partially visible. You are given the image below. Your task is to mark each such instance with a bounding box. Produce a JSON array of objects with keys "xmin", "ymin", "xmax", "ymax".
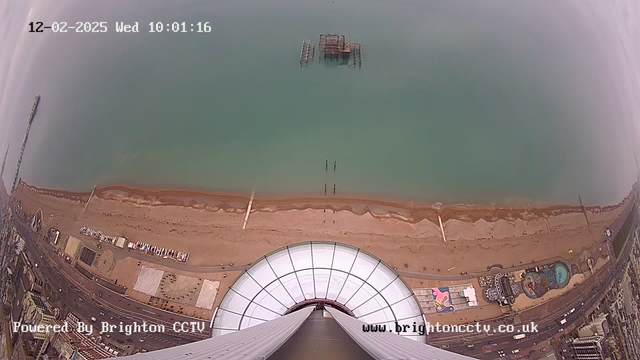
[{"xmin": 362, "ymin": 321, "xmax": 539, "ymax": 336}]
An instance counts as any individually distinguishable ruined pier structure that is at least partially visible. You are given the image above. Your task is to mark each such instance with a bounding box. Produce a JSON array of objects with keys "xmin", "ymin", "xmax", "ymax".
[
  {"xmin": 318, "ymin": 34, "xmax": 362, "ymax": 69},
  {"xmin": 299, "ymin": 40, "xmax": 315, "ymax": 67},
  {"xmin": 299, "ymin": 34, "xmax": 362, "ymax": 69}
]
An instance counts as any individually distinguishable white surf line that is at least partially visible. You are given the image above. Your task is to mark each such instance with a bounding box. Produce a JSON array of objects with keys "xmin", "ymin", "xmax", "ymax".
[
  {"xmin": 142, "ymin": 309, "xmax": 156, "ymax": 315},
  {"xmin": 82, "ymin": 184, "xmax": 97, "ymax": 215},
  {"xmin": 438, "ymin": 215, "xmax": 447, "ymax": 242},
  {"xmin": 242, "ymin": 188, "xmax": 256, "ymax": 230}
]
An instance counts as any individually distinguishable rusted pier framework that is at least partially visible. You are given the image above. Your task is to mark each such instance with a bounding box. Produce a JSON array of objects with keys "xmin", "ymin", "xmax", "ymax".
[
  {"xmin": 349, "ymin": 42, "xmax": 362, "ymax": 69},
  {"xmin": 317, "ymin": 34, "xmax": 362, "ymax": 69},
  {"xmin": 319, "ymin": 34, "xmax": 346, "ymax": 56}
]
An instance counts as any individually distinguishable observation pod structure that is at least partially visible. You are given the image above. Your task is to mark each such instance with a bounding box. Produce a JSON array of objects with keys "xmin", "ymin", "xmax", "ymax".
[
  {"xmin": 119, "ymin": 242, "xmax": 475, "ymax": 359},
  {"xmin": 213, "ymin": 242, "xmax": 425, "ymax": 341}
]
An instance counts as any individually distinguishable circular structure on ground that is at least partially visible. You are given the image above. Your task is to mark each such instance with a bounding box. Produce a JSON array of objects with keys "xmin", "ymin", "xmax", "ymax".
[
  {"xmin": 554, "ymin": 263, "xmax": 570, "ymax": 287},
  {"xmin": 158, "ymin": 274, "xmax": 202, "ymax": 304},
  {"xmin": 95, "ymin": 250, "xmax": 115, "ymax": 273},
  {"xmin": 212, "ymin": 242, "xmax": 425, "ymax": 342}
]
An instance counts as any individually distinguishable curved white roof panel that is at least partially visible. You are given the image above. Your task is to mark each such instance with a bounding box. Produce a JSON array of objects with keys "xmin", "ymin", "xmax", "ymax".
[{"xmin": 213, "ymin": 242, "xmax": 425, "ymax": 342}]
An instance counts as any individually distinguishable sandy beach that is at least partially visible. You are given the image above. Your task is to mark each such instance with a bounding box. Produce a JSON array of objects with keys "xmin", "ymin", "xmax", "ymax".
[{"xmin": 12, "ymin": 182, "xmax": 634, "ymax": 275}]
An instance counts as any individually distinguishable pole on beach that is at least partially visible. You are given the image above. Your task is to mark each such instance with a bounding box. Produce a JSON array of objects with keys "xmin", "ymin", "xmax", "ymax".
[
  {"xmin": 333, "ymin": 184, "xmax": 336, "ymax": 195},
  {"xmin": 325, "ymin": 183, "xmax": 327, "ymax": 196},
  {"xmin": 82, "ymin": 184, "xmax": 97, "ymax": 216},
  {"xmin": 578, "ymin": 195, "xmax": 591, "ymax": 231},
  {"xmin": 438, "ymin": 215, "xmax": 447, "ymax": 242},
  {"xmin": 243, "ymin": 188, "xmax": 256, "ymax": 230}
]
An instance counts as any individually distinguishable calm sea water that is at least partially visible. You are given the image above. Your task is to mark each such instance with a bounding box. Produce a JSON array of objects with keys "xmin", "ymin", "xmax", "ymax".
[{"xmin": 1, "ymin": 0, "xmax": 639, "ymax": 205}]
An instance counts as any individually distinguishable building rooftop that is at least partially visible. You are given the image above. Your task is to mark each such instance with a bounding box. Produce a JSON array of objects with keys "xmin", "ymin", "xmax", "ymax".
[
  {"xmin": 27, "ymin": 292, "xmax": 52, "ymax": 316},
  {"xmin": 59, "ymin": 324, "xmax": 113, "ymax": 359}
]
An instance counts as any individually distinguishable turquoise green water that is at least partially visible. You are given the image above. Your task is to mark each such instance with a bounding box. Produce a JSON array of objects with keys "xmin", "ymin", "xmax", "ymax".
[{"xmin": 1, "ymin": 0, "xmax": 638, "ymax": 204}]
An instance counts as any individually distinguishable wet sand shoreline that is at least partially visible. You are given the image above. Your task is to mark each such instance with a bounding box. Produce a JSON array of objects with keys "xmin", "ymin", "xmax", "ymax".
[
  {"xmin": 19, "ymin": 183, "xmax": 633, "ymax": 226},
  {"xmin": 11, "ymin": 181, "xmax": 635, "ymax": 285}
]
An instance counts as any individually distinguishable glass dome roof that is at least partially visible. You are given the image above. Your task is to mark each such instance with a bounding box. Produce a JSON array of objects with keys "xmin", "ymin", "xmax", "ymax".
[{"xmin": 212, "ymin": 242, "xmax": 425, "ymax": 342}]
